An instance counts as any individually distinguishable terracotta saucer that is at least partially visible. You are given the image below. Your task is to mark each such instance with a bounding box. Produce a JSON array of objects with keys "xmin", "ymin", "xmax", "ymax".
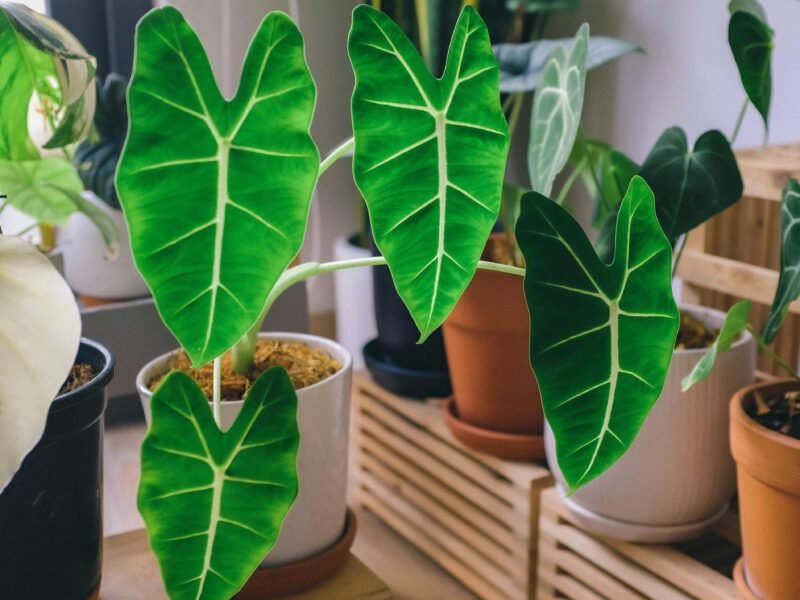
[
  {"xmin": 443, "ymin": 397, "xmax": 545, "ymax": 462},
  {"xmin": 733, "ymin": 558, "xmax": 760, "ymax": 600},
  {"xmin": 236, "ymin": 508, "xmax": 357, "ymax": 599}
]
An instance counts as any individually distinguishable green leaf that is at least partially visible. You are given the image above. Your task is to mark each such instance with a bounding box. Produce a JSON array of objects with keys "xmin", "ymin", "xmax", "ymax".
[
  {"xmin": 682, "ymin": 300, "xmax": 752, "ymax": 391},
  {"xmin": 139, "ymin": 367, "xmax": 299, "ymax": 600},
  {"xmin": 0, "ymin": 235, "xmax": 81, "ymax": 492},
  {"xmin": 0, "ymin": 157, "xmax": 83, "ymax": 224},
  {"xmin": 494, "ymin": 36, "xmax": 641, "ymax": 94},
  {"xmin": 350, "ymin": 5, "xmax": 509, "ymax": 340},
  {"xmin": 528, "ymin": 23, "xmax": 588, "ymax": 197},
  {"xmin": 116, "ymin": 7, "xmax": 319, "ymax": 366},
  {"xmin": 728, "ymin": 9, "xmax": 773, "ymax": 129},
  {"xmin": 639, "ymin": 127, "xmax": 743, "ymax": 246},
  {"xmin": 0, "ymin": 4, "xmax": 96, "ymax": 156},
  {"xmin": 763, "ymin": 179, "xmax": 800, "ymax": 343},
  {"xmin": 729, "ymin": 0, "xmax": 767, "ymax": 22},
  {"xmin": 506, "ymin": 0, "xmax": 580, "ymax": 12},
  {"xmin": 517, "ymin": 176, "xmax": 678, "ymax": 490}
]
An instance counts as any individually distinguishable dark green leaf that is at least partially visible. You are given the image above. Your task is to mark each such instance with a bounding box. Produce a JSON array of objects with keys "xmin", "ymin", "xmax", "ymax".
[
  {"xmin": 728, "ymin": 9, "xmax": 773, "ymax": 129},
  {"xmin": 506, "ymin": 0, "xmax": 580, "ymax": 12},
  {"xmin": 517, "ymin": 176, "xmax": 678, "ymax": 490},
  {"xmin": 139, "ymin": 368, "xmax": 299, "ymax": 600},
  {"xmin": 763, "ymin": 179, "xmax": 800, "ymax": 343},
  {"xmin": 639, "ymin": 127, "xmax": 742, "ymax": 246},
  {"xmin": 729, "ymin": 0, "xmax": 767, "ymax": 22},
  {"xmin": 350, "ymin": 5, "xmax": 509, "ymax": 340},
  {"xmin": 117, "ymin": 7, "xmax": 319, "ymax": 366},
  {"xmin": 682, "ymin": 300, "xmax": 752, "ymax": 391}
]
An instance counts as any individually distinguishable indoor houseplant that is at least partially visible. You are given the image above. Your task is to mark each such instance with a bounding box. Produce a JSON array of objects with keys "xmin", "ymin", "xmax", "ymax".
[
  {"xmin": 116, "ymin": 4, "xmax": 516, "ymax": 598},
  {"xmin": 0, "ymin": 5, "xmax": 114, "ymax": 597},
  {"xmin": 61, "ymin": 73, "xmax": 148, "ymax": 304},
  {"xmin": 515, "ymin": 0, "xmax": 773, "ymax": 541}
]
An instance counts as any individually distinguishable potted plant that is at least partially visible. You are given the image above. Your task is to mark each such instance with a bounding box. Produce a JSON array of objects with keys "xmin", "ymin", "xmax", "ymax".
[
  {"xmin": 116, "ymin": 4, "xmax": 515, "ymax": 597},
  {"xmin": 514, "ymin": 1, "xmax": 773, "ymax": 541},
  {"xmin": 0, "ymin": 5, "xmax": 115, "ymax": 597},
  {"xmin": 60, "ymin": 73, "xmax": 149, "ymax": 305}
]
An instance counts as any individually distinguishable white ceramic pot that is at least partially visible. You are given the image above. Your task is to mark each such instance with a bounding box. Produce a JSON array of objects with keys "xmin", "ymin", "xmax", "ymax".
[
  {"xmin": 545, "ymin": 304, "xmax": 756, "ymax": 543},
  {"xmin": 59, "ymin": 191, "xmax": 149, "ymax": 300},
  {"xmin": 333, "ymin": 233, "xmax": 376, "ymax": 371},
  {"xmin": 137, "ymin": 332, "xmax": 353, "ymax": 566}
]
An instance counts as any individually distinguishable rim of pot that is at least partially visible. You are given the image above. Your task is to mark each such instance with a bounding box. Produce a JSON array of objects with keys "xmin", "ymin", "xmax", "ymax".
[
  {"xmin": 55, "ymin": 337, "xmax": 115, "ymax": 402},
  {"xmin": 675, "ymin": 303, "xmax": 753, "ymax": 356},
  {"xmin": 137, "ymin": 331, "xmax": 352, "ymax": 401}
]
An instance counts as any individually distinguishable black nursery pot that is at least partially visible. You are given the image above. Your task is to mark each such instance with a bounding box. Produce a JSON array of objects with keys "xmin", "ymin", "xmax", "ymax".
[{"xmin": 0, "ymin": 338, "xmax": 114, "ymax": 600}]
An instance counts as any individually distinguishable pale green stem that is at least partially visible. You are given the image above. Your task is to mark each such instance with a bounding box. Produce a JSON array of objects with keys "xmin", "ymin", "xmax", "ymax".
[
  {"xmin": 672, "ymin": 233, "xmax": 687, "ymax": 278},
  {"xmin": 319, "ymin": 137, "xmax": 354, "ymax": 177},
  {"xmin": 577, "ymin": 126, "xmax": 603, "ymax": 201},
  {"xmin": 554, "ymin": 163, "xmax": 584, "ymax": 206},
  {"xmin": 15, "ymin": 222, "xmax": 39, "ymax": 237},
  {"xmin": 506, "ymin": 93, "xmax": 525, "ymax": 138},
  {"xmin": 212, "ymin": 357, "xmax": 222, "ymax": 427},
  {"xmin": 747, "ymin": 325, "xmax": 800, "ymax": 380},
  {"xmin": 731, "ymin": 97, "xmax": 748, "ymax": 146},
  {"xmin": 231, "ymin": 256, "xmax": 526, "ymax": 373}
]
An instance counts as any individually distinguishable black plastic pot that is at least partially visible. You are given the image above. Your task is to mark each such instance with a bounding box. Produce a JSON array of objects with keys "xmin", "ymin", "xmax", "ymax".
[{"xmin": 0, "ymin": 338, "xmax": 114, "ymax": 600}]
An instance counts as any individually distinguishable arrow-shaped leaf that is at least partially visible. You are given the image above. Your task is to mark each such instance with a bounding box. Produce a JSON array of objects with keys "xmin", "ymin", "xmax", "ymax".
[
  {"xmin": 517, "ymin": 176, "xmax": 678, "ymax": 490},
  {"xmin": 349, "ymin": 5, "xmax": 509, "ymax": 340},
  {"xmin": 117, "ymin": 8, "xmax": 319, "ymax": 365},
  {"xmin": 528, "ymin": 23, "xmax": 588, "ymax": 197},
  {"xmin": 728, "ymin": 4, "xmax": 773, "ymax": 129},
  {"xmin": 139, "ymin": 367, "xmax": 299, "ymax": 600},
  {"xmin": 639, "ymin": 127, "xmax": 743, "ymax": 247},
  {"xmin": 763, "ymin": 179, "xmax": 800, "ymax": 343}
]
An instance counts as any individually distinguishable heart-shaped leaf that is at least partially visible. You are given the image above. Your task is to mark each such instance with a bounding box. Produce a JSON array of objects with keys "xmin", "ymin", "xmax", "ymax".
[
  {"xmin": 517, "ymin": 176, "xmax": 678, "ymax": 490},
  {"xmin": 0, "ymin": 235, "xmax": 81, "ymax": 492},
  {"xmin": 638, "ymin": 127, "xmax": 743, "ymax": 247},
  {"xmin": 528, "ymin": 23, "xmax": 588, "ymax": 197},
  {"xmin": 0, "ymin": 157, "xmax": 83, "ymax": 224},
  {"xmin": 728, "ymin": 4, "xmax": 773, "ymax": 128},
  {"xmin": 494, "ymin": 36, "xmax": 641, "ymax": 94},
  {"xmin": 349, "ymin": 5, "xmax": 509, "ymax": 340},
  {"xmin": 683, "ymin": 300, "xmax": 752, "ymax": 391},
  {"xmin": 763, "ymin": 179, "xmax": 800, "ymax": 343},
  {"xmin": 0, "ymin": 4, "xmax": 96, "ymax": 157},
  {"xmin": 117, "ymin": 7, "xmax": 319, "ymax": 365},
  {"xmin": 138, "ymin": 367, "xmax": 299, "ymax": 600}
]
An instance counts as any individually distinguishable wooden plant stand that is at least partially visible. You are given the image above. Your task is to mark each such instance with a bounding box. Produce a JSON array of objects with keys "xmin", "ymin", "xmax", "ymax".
[
  {"xmin": 352, "ymin": 373, "xmax": 553, "ymax": 600},
  {"xmin": 536, "ymin": 488, "xmax": 741, "ymax": 599}
]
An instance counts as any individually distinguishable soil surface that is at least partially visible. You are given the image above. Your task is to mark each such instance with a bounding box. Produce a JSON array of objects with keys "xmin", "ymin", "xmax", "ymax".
[
  {"xmin": 488, "ymin": 234, "xmax": 521, "ymax": 267},
  {"xmin": 676, "ymin": 311, "xmax": 718, "ymax": 350},
  {"xmin": 60, "ymin": 363, "xmax": 96, "ymax": 394},
  {"xmin": 747, "ymin": 389, "xmax": 800, "ymax": 440},
  {"xmin": 149, "ymin": 339, "xmax": 342, "ymax": 400}
]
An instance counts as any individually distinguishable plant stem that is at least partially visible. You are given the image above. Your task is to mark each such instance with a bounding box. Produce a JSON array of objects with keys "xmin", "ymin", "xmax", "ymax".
[
  {"xmin": 672, "ymin": 233, "xmax": 687, "ymax": 278},
  {"xmin": 731, "ymin": 97, "xmax": 748, "ymax": 146},
  {"xmin": 212, "ymin": 357, "xmax": 222, "ymax": 427},
  {"xmin": 231, "ymin": 256, "xmax": 527, "ymax": 374},
  {"xmin": 506, "ymin": 93, "xmax": 525, "ymax": 138},
  {"xmin": 15, "ymin": 222, "xmax": 39, "ymax": 236},
  {"xmin": 318, "ymin": 137, "xmax": 355, "ymax": 177},
  {"xmin": 747, "ymin": 325, "xmax": 800, "ymax": 380},
  {"xmin": 554, "ymin": 164, "xmax": 583, "ymax": 206}
]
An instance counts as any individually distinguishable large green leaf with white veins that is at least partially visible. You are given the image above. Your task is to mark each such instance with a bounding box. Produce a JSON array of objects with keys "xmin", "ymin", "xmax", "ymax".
[
  {"xmin": 517, "ymin": 176, "xmax": 678, "ymax": 490},
  {"xmin": 0, "ymin": 235, "xmax": 80, "ymax": 493},
  {"xmin": 139, "ymin": 368, "xmax": 299, "ymax": 600},
  {"xmin": 763, "ymin": 179, "xmax": 800, "ymax": 343},
  {"xmin": 117, "ymin": 7, "xmax": 319, "ymax": 365},
  {"xmin": 528, "ymin": 23, "xmax": 588, "ymax": 197},
  {"xmin": 350, "ymin": 5, "xmax": 509, "ymax": 340},
  {"xmin": 639, "ymin": 127, "xmax": 742, "ymax": 247},
  {"xmin": 728, "ymin": 3, "xmax": 773, "ymax": 129}
]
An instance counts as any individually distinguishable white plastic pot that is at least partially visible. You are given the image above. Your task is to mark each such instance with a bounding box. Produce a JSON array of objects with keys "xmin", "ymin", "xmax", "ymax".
[
  {"xmin": 59, "ymin": 191, "xmax": 149, "ymax": 300},
  {"xmin": 545, "ymin": 304, "xmax": 756, "ymax": 543},
  {"xmin": 333, "ymin": 233, "xmax": 376, "ymax": 371},
  {"xmin": 137, "ymin": 332, "xmax": 353, "ymax": 566}
]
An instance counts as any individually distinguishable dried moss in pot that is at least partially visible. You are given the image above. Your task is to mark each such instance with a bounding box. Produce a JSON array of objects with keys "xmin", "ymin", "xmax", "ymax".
[
  {"xmin": 149, "ymin": 340, "xmax": 342, "ymax": 400},
  {"xmin": 676, "ymin": 311, "xmax": 719, "ymax": 350},
  {"xmin": 59, "ymin": 364, "xmax": 97, "ymax": 394},
  {"xmin": 748, "ymin": 389, "xmax": 800, "ymax": 440}
]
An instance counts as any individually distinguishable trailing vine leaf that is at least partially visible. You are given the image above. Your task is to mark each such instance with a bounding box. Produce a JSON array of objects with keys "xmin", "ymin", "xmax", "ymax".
[
  {"xmin": 528, "ymin": 23, "xmax": 588, "ymax": 197},
  {"xmin": 494, "ymin": 36, "xmax": 641, "ymax": 94},
  {"xmin": 0, "ymin": 157, "xmax": 83, "ymax": 224},
  {"xmin": 683, "ymin": 300, "xmax": 752, "ymax": 391},
  {"xmin": 517, "ymin": 176, "xmax": 678, "ymax": 490},
  {"xmin": 763, "ymin": 179, "xmax": 800, "ymax": 343},
  {"xmin": 139, "ymin": 367, "xmax": 299, "ymax": 600},
  {"xmin": 117, "ymin": 7, "xmax": 319, "ymax": 365},
  {"xmin": 350, "ymin": 5, "xmax": 509, "ymax": 340},
  {"xmin": 638, "ymin": 127, "xmax": 743, "ymax": 246},
  {"xmin": 728, "ymin": 2, "xmax": 773, "ymax": 128},
  {"xmin": 0, "ymin": 4, "xmax": 96, "ymax": 157},
  {"xmin": 0, "ymin": 236, "xmax": 81, "ymax": 492}
]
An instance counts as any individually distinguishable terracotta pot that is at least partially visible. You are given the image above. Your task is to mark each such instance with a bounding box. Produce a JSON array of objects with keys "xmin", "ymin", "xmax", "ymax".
[
  {"xmin": 731, "ymin": 380, "xmax": 800, "ymax": 600},
  {"xmin": 442, "ymin": 236, "xmax": 542, "ymax": 435}
]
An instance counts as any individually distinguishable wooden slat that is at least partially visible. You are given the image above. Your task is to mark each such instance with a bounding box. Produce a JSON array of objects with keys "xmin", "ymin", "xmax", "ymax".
[
  {"xmin": 538, "ymin": 571, "xmax": 603, "ymax": 600},
  {"xmin": 553, "ymin": 549, "xmax": 644, "ymax": 600},
  {"xmin": 736, "ymin": 144, "xmax": 800, "ymax": 201}
]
